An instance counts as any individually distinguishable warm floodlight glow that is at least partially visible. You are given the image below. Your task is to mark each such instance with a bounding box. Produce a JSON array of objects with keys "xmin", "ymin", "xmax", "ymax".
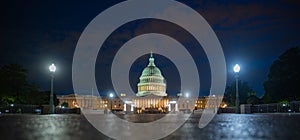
[
  {"xmin": 233, "ymin": 64, "xmax": 240, "ymax": 73},
  {"xmin": 49, "ymin": 63, "xmax": 56, "ymax": 72},
  {"xmin": 109, "ymin": 93, "xmax": 114, "ymax": 98}
]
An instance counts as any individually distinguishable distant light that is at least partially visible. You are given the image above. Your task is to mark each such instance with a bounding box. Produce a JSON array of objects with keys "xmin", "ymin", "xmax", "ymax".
[
  {"xmin": 169, "ymin": 101, "xmax": 177, "ymax": 104},
  {"xmin": 120, "ymin": 93, "xmax": 126, "ymax": 97},
  {"xmin": 35, "ymin": 109, "xmax": 41, "ymax": 113},
  {"xmin": 233, "ymin": 64, "xmax": 240, "ymax": 73},
  {"xmin": 10, "ymin": 104, "xmax": 14, "ymax": 107},
  {"xmin": 124, "ymin": 101, "xmax": 132, "ymax": 104},
  {"xmin": 49, "ymin": 63, "xmax": 56, "ymax": 72},
  {"xmin": 109, "ymin": 93, "xmax": 114, "ymax": 98}
]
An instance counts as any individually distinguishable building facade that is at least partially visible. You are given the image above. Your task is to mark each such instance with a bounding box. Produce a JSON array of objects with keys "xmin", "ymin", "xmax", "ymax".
[
  {"xmin": 57, "ymin": 94, "xmax": 125, "ymax": 111},
  {"xmin": 57, "ymin": 53, "xmax": 224, "ymax": 113}
]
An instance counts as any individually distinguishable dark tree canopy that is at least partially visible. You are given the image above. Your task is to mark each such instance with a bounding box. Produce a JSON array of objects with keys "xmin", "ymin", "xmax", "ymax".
[
  {"xmin": 263, "ymin": 47, "xmax": 300, "ymax": 102},
  {"xmin": 247, "ymin": 95, "xmax": 260, "ymax": 105},
  {"xmin": 0, "ymin": 64, "xmax": 27, "ymax": 97},
  {"xmin": 223, "ymin": 80, "xmax": 257, "ymax": 106},
  {"xmin": 0, "ymin": 64, "xmax": 59, "ymax": 106},
  {"xmin": 61, "ymin": 102, "xmax": 69, "ymax": 108}
]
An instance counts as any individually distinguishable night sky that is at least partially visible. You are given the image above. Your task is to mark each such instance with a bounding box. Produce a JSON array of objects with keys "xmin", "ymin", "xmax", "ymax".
[{"xmin": 1, "ymin": 0, "xmax": 300, "ymax": 97}]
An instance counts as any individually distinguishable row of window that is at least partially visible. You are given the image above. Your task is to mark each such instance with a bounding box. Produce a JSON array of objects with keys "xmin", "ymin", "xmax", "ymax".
[
  {"xmin": 141, "ymin": 77, "xmax": 164, "ymax": 83},
  {"xmin": 138, "ymin": 85, "xmax": 166, "ymax": 91}
]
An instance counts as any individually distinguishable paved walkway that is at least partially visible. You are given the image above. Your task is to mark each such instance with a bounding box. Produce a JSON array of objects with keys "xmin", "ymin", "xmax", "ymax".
[{"xmin": 0, "ymin": 113, "xmax": 300, "ymax": 140}]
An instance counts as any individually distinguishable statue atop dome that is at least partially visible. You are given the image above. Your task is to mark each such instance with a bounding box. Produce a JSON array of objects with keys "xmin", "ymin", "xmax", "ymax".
[{"xmin": 136, "ymin": 53, "xmax": 167, "ymax": 97}]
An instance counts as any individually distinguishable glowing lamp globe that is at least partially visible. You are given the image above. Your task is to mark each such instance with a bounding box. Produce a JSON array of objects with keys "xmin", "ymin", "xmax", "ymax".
[
  {"xmin": 49, "ymin": 64, "xmax": 56, "ymax": 72},
  {"xmin": 233, "ymin": 64, "xmax": 240, "ymax": 73},
  {"xmin": 109, "ymin": 93, "xmax": 114, "ymax": 98},
  {"xmin": 185, "ymin": 93, "xmax": 189, "ymax": 98}
]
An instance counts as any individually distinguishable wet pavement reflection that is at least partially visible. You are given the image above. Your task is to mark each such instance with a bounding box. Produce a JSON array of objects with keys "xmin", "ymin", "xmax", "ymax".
[{"xmin": 0, "ymin": 113, "xmax": 300, "ymax": 140}]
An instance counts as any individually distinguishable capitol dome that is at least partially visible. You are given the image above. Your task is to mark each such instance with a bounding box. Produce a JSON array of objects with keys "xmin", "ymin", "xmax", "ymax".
[{"xmin": 136, "ymin": 53, "xmax": 167, "ymax": 97}]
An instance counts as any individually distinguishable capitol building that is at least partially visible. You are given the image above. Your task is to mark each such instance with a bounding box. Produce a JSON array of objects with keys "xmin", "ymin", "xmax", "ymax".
[
  {"xmin": 136, "ymin": 53, "xmax": 167, "ymax": 97},
  {"xmin": 58, "ymin": 53, "xmax": 224, "ymax": 113}
]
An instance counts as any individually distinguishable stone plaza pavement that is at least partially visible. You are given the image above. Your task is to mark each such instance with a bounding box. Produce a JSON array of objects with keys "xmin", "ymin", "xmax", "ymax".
[{"xmin": 0, "ymin": 113, "xmax": 300, "ymax": 140}]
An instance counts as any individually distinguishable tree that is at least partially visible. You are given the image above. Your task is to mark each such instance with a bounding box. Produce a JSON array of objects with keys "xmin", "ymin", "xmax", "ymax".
[
  {"xmin": 0, "ymin": 96, "xmax": 15, "ymax": 106},
  {"xmin": 0, "ymin": 64, "xmax": 59, "ymax": 106},
  {"xmin": 263, "ymin": 47, "xmax": 300, "ymax": 102},
  {"xmin": 21, "ymin": 84, "xmax": 42, "ymax": 104},
  {"xmin": 223, "ymin": 80, "xmax": 257, "ymax": 106},
  {"xmin": 0, "ymin": 64, "xmax": 27, "ymax": 102},
  {"xmin": 61, "ymin": 102, "xmax": 69, "ymax": 108},
  {"xmin": 247, "ymin": 95, "xmax": 260, "ymax": 105},
  {"xmin": 32, "ymin": 91, "xmax": 59, "ymax": 106},
  {"xmin": 262, "ymin": 92, "xmax": 272, "ymax": 104}
]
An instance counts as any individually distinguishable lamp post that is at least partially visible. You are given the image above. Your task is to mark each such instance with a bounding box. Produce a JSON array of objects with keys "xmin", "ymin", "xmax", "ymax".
[
  {"xmin": 109, "ymin": 93, "xmax": 114, "ymax": 113},
  {"xmin": 233, "ymin": 64, "xmax": 240, "ymax": 114},
  {"xmin": 185, "ymin": 93, "xmax": 189, "ymax": 113},
  {"xmin": 49, "ymin": 63, "xmax": 56, "ymax": 114}
]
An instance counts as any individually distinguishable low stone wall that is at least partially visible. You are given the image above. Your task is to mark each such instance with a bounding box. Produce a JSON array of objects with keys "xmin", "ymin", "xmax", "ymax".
[
  {"xmin": 55, "ymin": 108, "xmax": 81, "ymax": 114},
  {"xmin": 0, "ymin": 104, "xmax": 40, "ymax": 114},
  {"xmin": 219, "ymin": 107, "xmax": 235, "ymax": 113},
  {"xmin": 0, "ymin": 104, "xmax": 81, "ymax": 114}
]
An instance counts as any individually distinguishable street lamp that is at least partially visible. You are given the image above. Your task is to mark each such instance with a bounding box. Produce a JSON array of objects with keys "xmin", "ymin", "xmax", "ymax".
[
  {"xmin": 185, "ymin": 93, "xmax": 189, "ymax": 98},
  {"xmin": 109, "ymin": 93, "xmax": 114, "ymax": 113},
  {"xmin": 233, "ymin": 64, "xmax": 240, "ymax": 113},
  {"xmin": 185, "ymin": 93, "xmax": 189, "ymax": 113},
  {"xmin": 49, "ymin": 63, "xmax": 56, "ymax": 114}
]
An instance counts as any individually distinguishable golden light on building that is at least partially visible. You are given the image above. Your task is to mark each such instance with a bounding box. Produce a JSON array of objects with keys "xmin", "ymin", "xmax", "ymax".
[
  {"xmin": 120, "ymin": 93, "xmax": 126, "ymax": 97},
  {"xmin": 220, "ymin": 103, "xmax": 228, "ymax": 108}
]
